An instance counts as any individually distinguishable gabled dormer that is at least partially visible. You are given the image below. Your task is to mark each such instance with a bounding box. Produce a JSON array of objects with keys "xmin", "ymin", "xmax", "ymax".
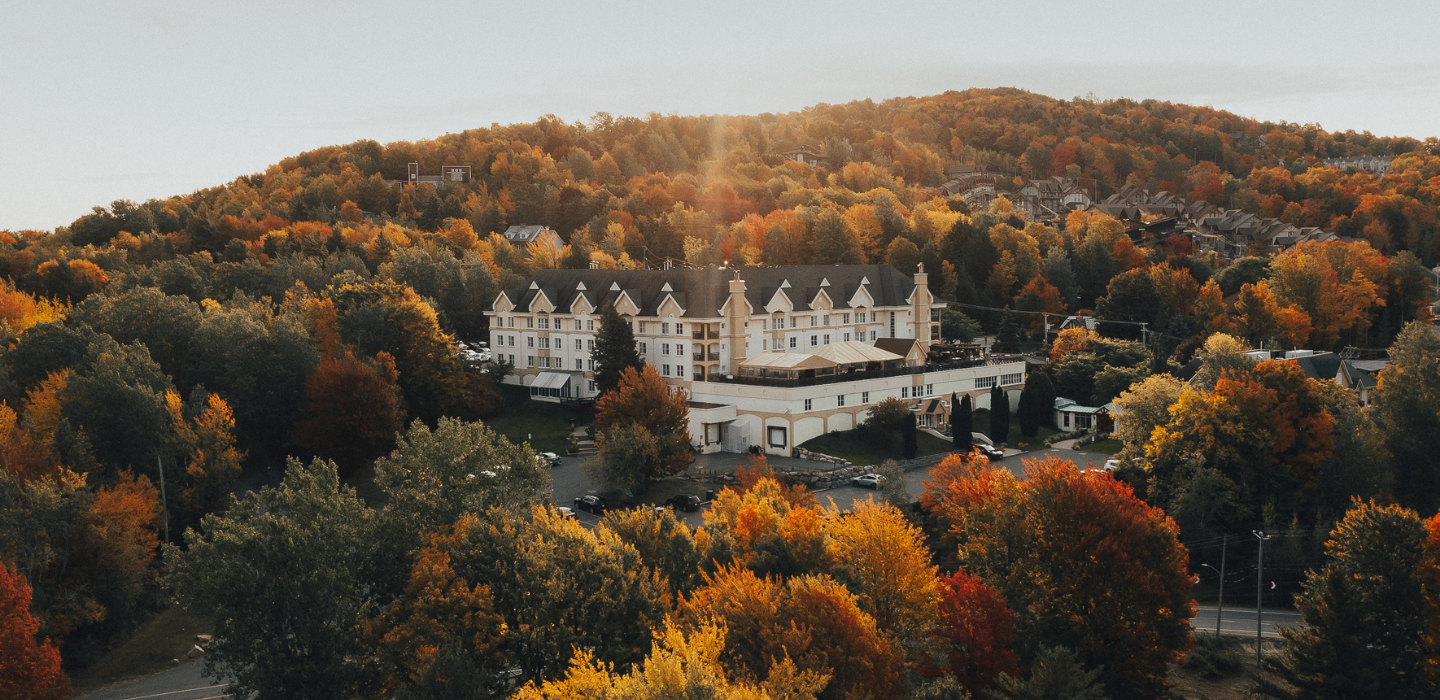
[
  {"xmin": 847, "ymin": 282, "xmax": 875, "ymax": 309},
  {"xmin": 764, "ymin": 288, "xmax": 794, "ymax": 314},
  {"xmin": 613, "ymin": 290, "xmax": 641, "ymax": 317},
  {"xmin": 809, "ymin": 288, "xmax": 834, "ymax": 311}
]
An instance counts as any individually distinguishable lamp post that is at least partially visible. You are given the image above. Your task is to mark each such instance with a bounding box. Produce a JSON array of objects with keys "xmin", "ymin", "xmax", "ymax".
[
  {"xmin": 1253, "ymin": 530, "xmax": 1271, "ymax": 666},
  {"xmin": 1201, "ymin": 562, "xmax": 1224, "ymax": 639}
]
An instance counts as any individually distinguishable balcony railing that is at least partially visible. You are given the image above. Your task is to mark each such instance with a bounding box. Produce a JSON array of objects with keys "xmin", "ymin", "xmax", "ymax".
[
  {"xmin": 701, "ymin": 358, "xmax": 997, "ymax": 388},
  {"xmin": 692, "ymin": 353, "xmax": 704, "ymax": 361},
  {"xmin": 708, "ymin": 353, "xmax": 720, "ymax": 361}
]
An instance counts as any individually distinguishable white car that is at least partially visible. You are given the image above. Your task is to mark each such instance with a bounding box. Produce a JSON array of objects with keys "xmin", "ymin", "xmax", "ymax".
[
  {"xmin": 850, "ymin": 474, "xmax": 883, "ymax": 489},
  {"xmin": 538, "ymin": 452, "xmax": 561, "ymax": 467},
  {"xmin": 557, "ymin": 506, "xmax": 577, "ymax": 520}
]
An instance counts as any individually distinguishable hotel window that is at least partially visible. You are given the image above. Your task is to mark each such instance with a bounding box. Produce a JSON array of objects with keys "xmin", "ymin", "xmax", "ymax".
[
  {"xmin": 975, "ymin": 376, "xmax": 997, "ymax": 389},
  {"xmin": 676, "ymin": 365, "xmax": 686, "ymax": 378},
  {"xmin": 575, "ymin": 359, "xmax": 583, "ymax": 370},
  {"xmin": 587, "ymin": 339, "xmax": 594, "ymax": 350},
  {"xmin": 639, "ymin": 322, "xmax": 647, "ymax": 333},
  {"xmin": 587, "ymin": 319, "xmax": 594, "ymax": 330},
  {"xmin": 837, "ymin": 394, "xmax": 846, "ymax": 407},
  {"xmin": 811, "ymin": 316, "xmax": 817, "ymax": 327},
  {"xmin": 662, "ymin": 322, "xmax": 670, "ymax": 334},
  {"xmin": 889, "ymin": 312, "xmax": 895, "ymax": 337},
  {"xmin": 901, "ymin": 387, "xmax": 909, "ymax": 398},
  {"xmin": 676, "ymin": 323, "xmax": 683, "ymax": 334},
  {"xmin": 926, "ymin": 383, "xmax": 934, "ymax": 395},
  {"xmin": 575, "ymin": 339, "xmax": 582, "ymax": 350},
  {"xmin": 763, "ymin": 339, "xmax": 768, "ymax": 351},
  {"xmin": 527, "ymin": 356, "xmax": 535, "ymax": 367},
  {"xmin": 574, "ymin": 319, "xmax": 581, "ymax": 330},
  {"xmin": 822, "ymin": 314, "xmax": 830, "ymax": 325},
  {"xmin": 539, "ymin": 357, "xmax": 550, "ymax": 368},
  {"xmin": 869, "ymin": 330, "xmax": 877, "ymax": 341},
  {"xmin": 508, "ymin": 354, "xmax": 515, "ymax": 365},
  {"xmin": 506, "ymin": 317, "xmax": 514, "ymax": 328},
  {"xmin": 823, "ymin": 334, "xmax": 830, "ymax": 344},
  {"xmin": 810, "ymin": 335, "xmax": 818, "ymax": 347},
  {"xmin": 508, "ymin": 336, "xmax": 515, "ymax": 346},
  {"xmin": 843, "ymin": 332, "xmax": 851, "ymax": 341},
  {"xmin": 662, "ymin": 343, "xmax": 670, "ymax": 355},
  {"xmin": 537, "ymin": 317, "xmax": 548, "ymax": 329},
  {"xmin": 589, "ymin": 380, "xmax": 596, "ymax": 392},
  {"xmin": 804, "ymin": 399, "xmax": 813, "ymax": 411},
  {"xmin": 861, "ymin": 391, "xmax": 869, "ymax": 403},
  {"xmin": 639, "ymin": 342, "xmax": 647, "ymax": 354},
  {"xmin": 662, "ymin": 364, "xmax": 671, "ymax": 376},
  {"xmin": 527, "ymin": 317, "xmax": 534, "ymax": 329},
  {"xmin": 527, "ymin": 337, "xmax": 534, "ymax": 348},
  {"xmin": 677, "ymin": 344, "xmax": 685, "ymax": 356},
  {"xmin": 1001, "ymin": 373, "xmax": 1023, "ymax": 386},
  {"xmin": 768, "ymin": 426, "xmax": 786, "ymax": 448},
  {"xmin": 775, "ymin": 317, "xmax": 785, "ymax": 329},
  {"xmin": 857, "ymin": 310, "xmax": 866, "ymax": 323},
  {"xmin": 843, "ymin": 313, "xmax": 851, "ymax": 324},
  {"xmin": 539, "ymin": 337, "xmax": 549, "ymax": 349},
  {"xmin": 789, "ymin": 337, "xmax": 797, "ymax": 348}
]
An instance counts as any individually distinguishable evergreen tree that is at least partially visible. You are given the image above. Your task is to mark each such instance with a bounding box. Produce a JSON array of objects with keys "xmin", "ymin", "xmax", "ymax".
[
  {"xmin": 591, "ymin": 305, "xmax": 642, "ymax": 394},
  {"xmin": 902, "ymin": 411, "xmax": 918, "ymax": 459},
  {"xmin": 953, "ymin": 394, "xmax": 974, "ymax": 449},
  {"xmin": 1255, "ymin": 500, "xmax": 1431, "ymax": 700},
  {"xmin": 950, "ymin": 393, "xmax": 964, "ymax": 448},
  {"xmin": 990, "ymin": 385, "xmax": 1011, "ymax": 445},
  {"xmin": 1018, "ymin": 372, "xmax": 1055, "ymax": 437},
  {"xmin": 994, "ymin": 308, "xmax": 1023, "ymax": 353}
]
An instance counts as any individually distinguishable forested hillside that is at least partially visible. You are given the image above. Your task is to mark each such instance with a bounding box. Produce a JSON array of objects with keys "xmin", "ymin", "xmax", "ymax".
[{"xmin": 4, "ymin": 88, "xmax": 1440, "ymax": 697}]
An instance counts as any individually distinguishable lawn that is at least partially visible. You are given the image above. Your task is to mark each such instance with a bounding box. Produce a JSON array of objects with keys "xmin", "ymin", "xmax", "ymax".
[
  {"xmin": 1082, "ymin": 438, "xmax": 1124, "ymax": 454},
  {"xmin": 486, "ymin": 383, "xmax": 592, "ymax": 455},
  {"xmin": 800, "ymin": 428, "xmax": 959, "ymax": 466},
  {"xmin": 70, "ymin": 605, "xmax": 213, "ymax": 693},
  {"xmin": 972, "ymin": 409, "xmax": 1061, "ymax": 450}
]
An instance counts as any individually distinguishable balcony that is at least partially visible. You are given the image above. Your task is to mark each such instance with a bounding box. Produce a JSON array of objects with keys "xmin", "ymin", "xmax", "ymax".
[
  {"xmin": 708, "ymin": 352, "xmax": 721, "ymax": 361},
  {"xmin": 692, "ymin": 353, "xmax": 704, "ymax": 361},
  {"xmin": 703, "ymin": 358, "xmax": 995, "ymax": 388}
]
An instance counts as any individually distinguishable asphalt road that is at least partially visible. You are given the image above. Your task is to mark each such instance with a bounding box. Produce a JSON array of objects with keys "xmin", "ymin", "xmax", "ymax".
[
  {"xmin": 74, "ymin": 662, "xmax": 226, "ymax": 700},
  {"xmin": 1192, "ymin": 605, "xmax": 1303, "ymax": 638}
]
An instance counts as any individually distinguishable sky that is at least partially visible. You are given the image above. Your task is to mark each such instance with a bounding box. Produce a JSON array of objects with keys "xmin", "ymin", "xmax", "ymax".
[{"xmin": 3, "ymin": 0, "xmax": 1437, "ymax": 231}]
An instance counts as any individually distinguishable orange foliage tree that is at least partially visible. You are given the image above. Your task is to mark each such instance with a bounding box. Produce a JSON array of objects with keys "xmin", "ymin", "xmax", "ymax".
[
  {"xmin": 0, "ymin": 564, "xmax": 70, "ymax": 700},
  {"xmin": 923, "ymin": 455, "xmax": 1193, "ymax": 700},
  {"xmin": 703, "ymin": 477, "xmax": 833, "ymax": 579},
  {"xmin": 594, "ymin": 365, "xmax": 691, "ymax": 479},
  {"xmin": 292, "ymin": 351, "xmax": 404, "ymax": 471}
]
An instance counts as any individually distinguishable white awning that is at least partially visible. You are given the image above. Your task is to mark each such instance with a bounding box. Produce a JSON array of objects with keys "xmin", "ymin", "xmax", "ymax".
[{"xmin": 532, "ymin": 371, "xmax": 572, "ymax": 390}]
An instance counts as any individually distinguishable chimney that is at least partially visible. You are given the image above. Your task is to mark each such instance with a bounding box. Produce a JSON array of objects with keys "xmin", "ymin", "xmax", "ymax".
[
  {"xmin": 912, "ymin": 263, "xmax": 932, "ymax": 348},
  {"xmin": 726, "ymin": 270, "xmax": 747, "ymax": 376}
]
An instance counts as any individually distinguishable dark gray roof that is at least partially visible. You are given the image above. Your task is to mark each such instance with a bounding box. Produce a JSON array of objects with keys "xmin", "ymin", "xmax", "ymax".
[
  {"xmin": 502, "ymin": 225, "xmax": 556, "ymax": 245},
  {"xmin": 1291, "ymin": 353, "xmax": 1342, "ymax": 382},
  {"xmin": 497, "ymin": 265, "xmax": 917, "ymax": 318},
  {"xmin": 874, "ymin": 338, "xmax": 919, "ymax": 356}
]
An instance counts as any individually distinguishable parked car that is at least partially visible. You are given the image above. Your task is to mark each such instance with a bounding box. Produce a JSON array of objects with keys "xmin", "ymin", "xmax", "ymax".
[
  {"xmin": 850, "ymin": 474, "xmax": 883, "ymax": 489},
  {"xmin": 574, "ymin": 495, "xmax": 607, "ymax": 514},
  {"xmin": 973, "ymin": 443, "xmax": 1004, "ymax": 460},
  {"xmin": 557, "ymin": 506, "xmax": 577, "ymax": 520},
  {"xmin": 667, "ymin": 494, "xmax": 701, "ymax": 512},
  {"xmin": 538, "ymin": 452, "xmax": 562, "ymax": 467}
]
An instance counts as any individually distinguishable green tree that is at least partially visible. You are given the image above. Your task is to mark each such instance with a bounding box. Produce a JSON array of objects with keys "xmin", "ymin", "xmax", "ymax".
[
  {"xmin": 989, "ymin": 385, "xmax": 1011, "ymax": 444},
  {"xmin": 584, "ymin": 423, "xmax": 659, "ymax": 494},
  {"xmin": 940, "ymin": 309, "xmax": 982, "ymax": 343},
  {"xmin": 1017, "ymin": 372, "xmax": 1054, "ymax": 437},
  {"xmin": 1110, "ymin": 374, "xmax": 1183, "ymax": 465},
  {"xmin": 953, "ymin": 394, "xmax": 973, "ymax": 448},
  {"xmin": 1255, "ymin": 500, "xmax": 1432, "ymax": 700},
  {"xmin": 62, "ymin": 337, "xmax": 173, "ymax": 478},
  {"xmin": 811, "ymin": 206, "xmax": 864, "ymax": 265},
  {"xmin": 165, "ymin": 458, "xmax": 379, "ymax": 700},
  {"xmin": 601, "ymin": 506, "xmax": 705, "ymax": 597},
  {"xmin": 592, "ymin": 305, "xmax": 643, "ymax": 395},
  {"xmin": 70, "ymin": 287, "xmax": 203, "ymax": 381},
  {"xmin": 992, "ymin": 647, "xmax": 1108, "ymax": 700},
  {"xmin": 593, "ymin": 365, "xmax": 691, "ymax": 482},
  {"xmin": 902, "ymin": 411, "xmax": 918, "ymax": 459},
  {"xmin": 1372, "ymin": 321, "xmax": 1440, "ymax": 514},
  {"xmin": 993, "ymin": 308, "xmax": 1024, "ymax": 353}
]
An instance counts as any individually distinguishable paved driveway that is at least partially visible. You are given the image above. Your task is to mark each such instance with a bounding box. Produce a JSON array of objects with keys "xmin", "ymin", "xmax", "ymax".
[{"xmin": 74, "ymin": 662, "xmax": 224, "ymax": 700}]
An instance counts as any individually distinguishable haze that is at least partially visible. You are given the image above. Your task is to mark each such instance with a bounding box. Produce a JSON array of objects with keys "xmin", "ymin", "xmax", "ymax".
[{"xmin": 2, "ymin": 0, "xmax": 1437, "ymax": 230}]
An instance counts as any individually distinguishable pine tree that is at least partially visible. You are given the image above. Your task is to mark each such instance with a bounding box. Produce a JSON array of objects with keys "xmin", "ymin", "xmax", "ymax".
[
  {"xmin": 591, "ymin": 305, "xmax": 643, "ymax": 395},
  {"xmin": 990, "ymin": 385, "xmax": 1011, "ymax": 445},
  {"xmin": 954, "ymin": 394, "xmax": 974, "ymax": 449},
  {"xmin": 994, "ymin": 307, "xmax": 1023, "ymax": 353},
  {"xmin": 950, "ymin": 393, "xmax": 964, "ymax": 448},
  {"xmin": 1018, "ymin": 372, "xmax": 1055, "ymax": 437},
  {"xmin": 902, "ymin": 411, "xmax": 918, "ymax": 459},
  {"xmin": 1255, "ymin": 500, "xmax": 1431, "ymax": 700}
]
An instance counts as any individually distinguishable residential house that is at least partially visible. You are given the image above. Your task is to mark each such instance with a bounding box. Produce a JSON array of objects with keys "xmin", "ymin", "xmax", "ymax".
[
  {"xmin": 782, "ymin": 147, "xmax": 829, "ymax": 167},
  {"xmin": 1321, "ymin": 156, "xmax": 1391, "ymax": 175},
  {"xmin": 487, "ymin": 264, "xmax": 1026, "ymax": 455},
  {"xmin": 1337, "ymin": 359, "xmax": 1389, "ymax": 407},
  {"xmin": 1053, "ymin": 397, "xmax": 1114, "ymax": 433},
  {"xmin": 502, "ymin": 225, "xmax": 563, "ymax": 257}
]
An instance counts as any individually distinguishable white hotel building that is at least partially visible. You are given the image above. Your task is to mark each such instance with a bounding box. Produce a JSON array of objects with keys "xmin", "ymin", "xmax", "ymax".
[{"xmin": 488, "ymin": 264, "xmax": 1026, "ymax": 456}]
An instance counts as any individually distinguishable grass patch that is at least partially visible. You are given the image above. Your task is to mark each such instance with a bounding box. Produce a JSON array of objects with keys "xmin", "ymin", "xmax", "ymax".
[
  {"xmin": 800, "ymin": 428, "xmax": 958, "ymax": 466},
  {"xmin": 1083, "ymin": 438, "xmax": 1124, "ymax": 454},
  {"xmin": 486, "ymin": 383, "xmax": 592, "ymax": 455},
  {"xmin": 70, "ymin": 605, "xmax": 212, "ymax": 693}
]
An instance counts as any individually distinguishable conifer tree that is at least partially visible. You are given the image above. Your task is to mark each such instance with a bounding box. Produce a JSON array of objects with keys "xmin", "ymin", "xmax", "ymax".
[
  {"xmin": 989, "ymin": 385, "xmax": 1011, "ymax": 445},
  {"xmin": 1018, "ymin": 372, "xmax": 1055, "ymax": 437},
  {"xmin": 902, "ymin": 411, "xmax": 918, "ymax": 459},
  {"xmin": 953, "ymin": 394, "xmax": 974, "ymax": 449},
  {"xmin": 950, "ymin": 393, "xmax": 964, "ymax": 448},
  {"xmin": 591, "ymin": 304, "xmax": 643, "ymax": 395}
]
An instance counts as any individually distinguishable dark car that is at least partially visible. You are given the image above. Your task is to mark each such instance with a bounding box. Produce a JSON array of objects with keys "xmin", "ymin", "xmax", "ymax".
[
  {"xmin": 574, "ymin": 495, "xmax": 607, "ymax": 514},
  {"xmin": 666, "ymin": 494, "xmax": 702, "ymax": 512},
  {"xmin": 973, "ymin": 443, "xmax": 1005, "ymax": 460}
]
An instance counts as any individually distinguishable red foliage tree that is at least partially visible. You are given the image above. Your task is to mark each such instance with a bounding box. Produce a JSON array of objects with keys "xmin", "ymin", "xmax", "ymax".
[
  {"xmin": 293, "ymin": 350, "xmax": 405, "ymax": 470},
  {"xmin": 0, "ymin": 564, "xmax": 70, "ymax": 700},
  {"xmin": 926, "ymin": 571, "xmax": 1021, "ymax": 695}
]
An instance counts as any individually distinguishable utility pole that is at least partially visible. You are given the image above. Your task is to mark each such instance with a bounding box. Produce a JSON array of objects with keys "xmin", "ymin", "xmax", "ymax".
[
  {"xmin": 156, "ymin": 452, "xmax": 170, "ymax": 545},
  {"xmin": 1253, "ymin": 530, "xmax": 1270, "ymax": 666},
  {"xmin": 1217, "ymin": 534, "xmax": 1227, "ymax": 640}
]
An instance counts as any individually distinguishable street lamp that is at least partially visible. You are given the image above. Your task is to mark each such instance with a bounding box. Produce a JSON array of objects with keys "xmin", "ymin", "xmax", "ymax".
[{"xmin": 1253, "ymin": 530, "xmax": 1271, "ymax": 666}]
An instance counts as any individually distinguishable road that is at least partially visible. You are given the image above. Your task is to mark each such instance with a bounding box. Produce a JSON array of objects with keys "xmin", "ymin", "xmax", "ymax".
[
  {"xmin": 74, "ymin": 662, "xmax": 226, "ymax": 700},
  {"xmin": 1192, "ymin": 605, "xmax": 1303, "ymax": 638}
]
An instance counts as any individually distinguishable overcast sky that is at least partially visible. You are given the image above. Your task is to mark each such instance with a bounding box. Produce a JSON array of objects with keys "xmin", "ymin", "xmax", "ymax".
[{"xmin": 3, "ymin": 1, "xmax": 1437, "ymax": 231}]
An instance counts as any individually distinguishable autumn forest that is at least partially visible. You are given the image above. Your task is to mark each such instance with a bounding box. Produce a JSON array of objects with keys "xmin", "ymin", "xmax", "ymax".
[{"xmin": 4, "ymin": 88, "xmax": 1440, "ymax": 700}]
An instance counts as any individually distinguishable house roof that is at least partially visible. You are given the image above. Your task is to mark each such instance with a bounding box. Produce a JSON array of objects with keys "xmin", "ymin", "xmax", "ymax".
[
  {"xmin": 874, "ymin": 338, "xmax": 921, "ymax": 357},
  {"xmin": 532, "ymin": 371, "xmax": 574, "ymax": 390},
  {"xmin": 497, "ymin": 265, "xmax": 920, "ymax": 319},
  {"xmin": 812, "ymin": 341, "xmax": 904, "ymax": 365},
  {"xmin": 739, "ymin": 352, "xmax": 834, "ymax": 371},
  {"xmin": 502, "ymin": 225, "xmax": 557, "ymax": 245},
  {"xmin": 1291, "ymin": 353, "xmax": 1342, "ymax": 382},
  {"xmin": 1054, "ymin": 397, "xmax": 1105, "ymax": 414}
]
